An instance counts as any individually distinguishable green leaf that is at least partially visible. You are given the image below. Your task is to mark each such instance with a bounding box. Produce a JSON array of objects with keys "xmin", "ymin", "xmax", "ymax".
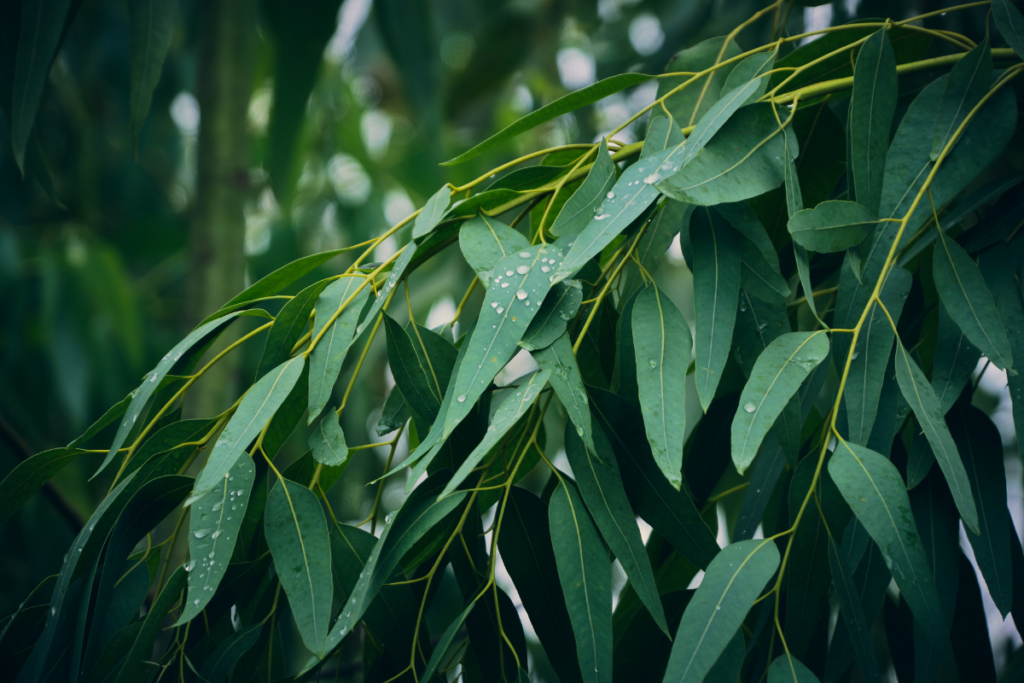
[
  {"xmin": 520, "ymin": 280, "xmax": 582, "ymax": 351},
  {"xmin": 690, "ymin": 207, "xmax": 740, "ymax": 412},
  {"xmin": 656, "ymin": 104, "xmax": 798, "ymax": 206},
  {"xmin": 704, "ymin": 631, "xmax": 745, "ymax": 683},
  {"xmin": 553, "ymin": 143, "xmax": 688, "ymax": 284},
  {"xmin": 534, "ymin": 333, "xmax": 594, "ymax": 452},
  {"xmin": 308, "ymin": 275, "xmax": 373, "ymax": 423},
  {"xmin": 998, "ymin": 284, "xmax": 1024, "ymax": 464},
  {"xmin": 356, "ymin": 245, "xmax": 418, "ymax": 337},
  {"xmin": 443, "ymin": 246, "xmax": 556, "ymax": 437},
  {"xmin": 828, "ymin": 440, "xmax": 949, "ymax": 653},
  {"xmin": 931, "ymin": 302, "xmax": 981, "ymax": 415},
  {"xmin": 489, "ymin": 164, "xmax": 568, "ymax": 192},
  {"xmin": 459, "ymin": 215, "xmax": 531, "ymax": 284},
  {"xmin": 550, "ymin": 139, "xmax": 618, "ymax": 238},
  {"xmin": 376, "ymin": 386, "xmax": 411, "ymax": 436},
  {"xmin": 177, "ymin": 456, "xmax": 255, "ymax": 625},
  {"xmin": 123, "ymin": 418, "xmax": 216, "ymax": 480},
  {"xmin": 663, "ymin": 539, "xmax": 780, "ymax": 683},
  {"xmin": 419, "ymin": 601, "xmax": 475, "ymax": 681},
  {"xmin": 731, "ymin": 332, "xmax": 829, "ymax": 474},
  {"xmin": 642, "ymin": 116, "xmax": 685, "ymax": 158},
  {"xmin": 721, "ymin": 48, "xmax": 777, "ymax": 105},
  {"xmin": 733, "ymin": 432, "xmax": 786, "ymax": 541},
  {"xmin": 0, "ymin": 448, "xmax": 84, "ymax": 526},
  {"xmin": 193, "ymin": 356, "xmax": 305, "ymax": 499},
  {"xmin": 850, "ymin": 29, "xmax": 897, "ymax": 215},
  {"xmin": 951, "ymin": 403, "xmax": 1012, "ymax": 616},
  {"xmin": 827, "ymin": 536, "xmax": 883, "ymax": 683},
  {"xmin": 499, "ymin": 488, "xmax": 583, "ymax": 683},
  {"xmin": 97, "ymin": 311, "xmax": 248, "ymax": 477},
  {"xmin": 256, "ymin": 278, "xmax": 329, "ymax": 380},
  {"xmin": 67, "ymin": 391, "xmax": 133, "ymax": 449},
  {"xmin": 632, "ymin": 285, "xmax": 690, "ymax": 487},
  {"xmin": 787, "ymin": 201, "xmax": 877, "ymax": 253},
  {"xmin": 443, "ymin": 73, "xmax": 652, "ymax": 165},
  {"xmin": 767, "ymin": 655, "xmax": 821, "ymax": 683},
  {"xmin": 383, "ymin": 315, "xmax": 445, "ymax": 424},
  {"xmin": 10, "ymin": 0, "xmax": 74, "ymax": 170},
  {"xmin": 412, "ymin": 186, "xmax": 452, "ymax": 241},
  {"xmin": 621, "ymin": 200, "xmax": 690, "ymax": 302},
  {"xmin": 680, "ymin": 78, "xmax": 766, "ymax": 169},
  {"xmin": 653, "ymin": 37, "xmax": 744, "ymax": 128},
  {"xmin": 932, "ymin": 37, "xmax": 992, "ymax": 160},
  {"xmin": 548, "ymin": 481, "xmax": 612, "ymax": 683},
  {"xmin": 197, "ymin": 624, "xmax": 261, "ymax": 683},
  {"xmin": 564, "ymin": 422, "xmax": 669, "ymax": 635},
  {"xmin": 264, "ymin": 477, "xmax": 333, "ymax": 656},
  {"xmin": 324, "ymin": 482, "xmax": 467, "ymax": 658},
  {"xmin": 112, "ymin": 566, "xmax": 187, "ymax": 683},
  {"xmin": 994, "ymin": 0, "xmax": 1024, "ymax": 59},
  {"xmin": 950, "ymin": 550, "xmax": 997, "ymax": 680},
  {"xmin": 204, "ymin": 249, "xmax": 345, "ymax": 324},
  {"xmin": 842, "ymin": 266, "xmax": 911, "ymax": 445},
  {"xmin": 441, "ymin": 369, "xmax": 549, "ymax": 496},
  {"xmin": 589, "ymin": 389, "xmax": 719, "ymax": 570},
  {"xmin": 308, "ymin": 412, "xmax": 349, "ymax": 467},
  {"xmin": 894, "ymin": 341, "xmax": 979, "ymax": 533},
  {"xmin": 933, "ymin": 231, "xmax": 1014, "ymax": 371},
  {"xmin": 127, "ymin": 0, "xmax": 177, "ymax": 152}
]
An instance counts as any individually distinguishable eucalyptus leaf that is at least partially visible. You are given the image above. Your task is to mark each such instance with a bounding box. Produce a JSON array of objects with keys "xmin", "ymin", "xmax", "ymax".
[
  {"xmin": 308, "ymin": 275, "xmax": 373, "ymax": 422},
  {"xmin": 932, "ymin": 37, "xmax": 991, "ymax": 161},
  {"xmin": 309, "ymin": 412, "xmax": 349, "ymax": 467},
  {"xmin": 994, "ymin": 0, "xmax": 1024, "ymax": 59},
  {"xmin": 459, "ymin": 215, "xmax": 531, "ymax": 285},
  {"xmin": 787, "ymin": 200, "xmax": 877, "ymax": 253},
  {"xmin": 127, "ymin": 0, "xmax": 177, "ymax": 151},
  {"xmin": 550, "ymin": 139, "xmax": 617, "ymax": 238},
  {"xmin": 534, "ymin": 333, "xmax": 595, "ymax": 455},
  {"xmin": 412, "ymin": 186, "xmax": 452, "ymax": 241},
  {"xmin": 850, "ymin": 29, "xmax": 897, "ymax": 215},
  {"xmin": 520, "ymin": 280, "xmax": 582, "ymax": 351}
]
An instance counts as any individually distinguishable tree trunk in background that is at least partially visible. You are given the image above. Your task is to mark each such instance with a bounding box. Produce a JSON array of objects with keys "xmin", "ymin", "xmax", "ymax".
[{"xmin": 187, "ymin": 0, "xmax": 255, "ymax": 416}]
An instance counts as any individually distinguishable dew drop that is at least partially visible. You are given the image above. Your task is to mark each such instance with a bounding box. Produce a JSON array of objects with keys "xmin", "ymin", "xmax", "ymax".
[
  {"xmin": 516, "ymin": 265, "xmax": 530, "ymax": 275},
  {"xmin": 541, "ymin": 266, "xmax": 550, "ymax": 273},
  {"xmin": 496, "ymin": 306, "xmax": 505, "ymax": 314},
  {"xmin": 739, "ymin": 301, "xmax": 748, "ymax": 312},
  {"xmin": 851, "ymin": 352, "xmax": 860, "ymax": 361},
  {"xmin": 744, "ymin": 402, "xmax": 757, "ymax": 413},
  {"xmin": 648, "ymin": 359, "xmax": 657, "ymax": 368},
  {"xmin": 51, "ymin": 607, "xmax": 57, "ymax": 616},
  {"xmin": 595, "ymin": 214, "xmax": 610, "ymax": 221},
  {"xmin": 644, "ymin": 173, "xmax": 662, "ymax": 184},
  {"xmin": 211, "ymin": 501, "xmax": 223, "ymax": 512},
  {"xmin": 457, "ymin": 394, "xmax": 467, "ymax": 403},
  {"xmin": 501, "ymin": 282, "xmax": 510, "ymax": 288},
  {"xmin": 212, "ymin": 530, "xmax": 222, "ymax": 540},
  {"xmin": 194, "ymin": 599, "xmax": 201, "ymax": 606},
  {"xmin": 518, "ymin": 251, "xmax": 531, "ymax": 258},
  {"xmin": 606, "ymin": 191, "xmax": 615, "ymax": 199},
  {"xmin": 491, "ymin": 301, "xmax": 498, "ymax": 308},
  {"xmin": 194, "ymin": 529, "xmax": 212, "ymax": 539},
  {"xmin": 516, "ymin": 289, "xmax": 528, "ymax": 300}
]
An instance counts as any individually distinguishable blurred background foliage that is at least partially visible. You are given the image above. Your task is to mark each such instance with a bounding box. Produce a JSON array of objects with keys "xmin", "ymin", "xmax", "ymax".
[{"xmin": 1, "ymin": 0, "xmax": 1020, "ymax": 678}]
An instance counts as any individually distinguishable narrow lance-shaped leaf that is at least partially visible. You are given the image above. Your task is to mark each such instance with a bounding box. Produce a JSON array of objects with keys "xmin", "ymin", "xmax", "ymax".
[
  {"xmin": 662, "ymin": 539, "xmax": 781, "ymax": 683},
  {"xmin": 176, "ymin": 455, "xmax": 255, "ymax": 625},
  {"xmin": 197, "ymin": 624, "xmax": 262, "ymax": 683},
  {"xmin": 264, "ymin": 477, "xmax": 333, "ymax": 656},
  {"xmin": 443, "ymin": 245, "xmax": 556, "ymax": 437},
  {"xmin": 127, "ymin": 0, "xmax": 177, "ymax": 151},
  {"xmin": 691, "ymin": 207, "xmax": 740, "ymax": 413},
  {"xmin": 733, "ymin": 432, "xmax": 787, "ymax": 542},
  {"xmin": 383, "ymin": 314, "xmax": 444, "ymax": 423},
  {"xmin": 952, "ymin": 404, "xmax": 1012, "ymax": 616},
  {"xmin": 656, "ymin": 104, "xmax": 799, "ymax": 206},
  {"xmin": 652, "ymin": 36, "xmax": 744, "ymax": 127},
  {"xmin": 459, "ymin": 215, "xmax": 531, "ymax": 284},
  {"xmin": 767, "ymin": 655, "xmax": 821, "ymax": 683},
  {"xmin": 0, "ymin": 448, "xmax": 85, "ymax": 526},
  {"xmin": 997, "ymin": 284, "xmax": 1024, "ymax": 465},
  {"xmin": 720, "ymin": 48, "xmax": 777, "ymax": 105},
  {"xmin": 994, "ymin": 0, "xmax": 1024, "ymax": 59},
  {"xmin": 894, "ymin": 341, "xmax": 979, "ymax": 533},
  {"xmin": 827, "ymin": 536, "xmax": 883, "ymax": 683},
  {"xmin": 787, "ymin": 201, "xmax": 877, "ymax": 253},
  {"xmin": 931, "ymin": 302, "xmax": 981, "ymax": 415},
  {"xmin": 933, "ymin": 231, "xmax": 1014, "ymax": 371},
  {"xmin": 444, "ymin": 73, "xmax": 652, "ymax": 165},
  {"xmin": 520, "ymin": 280, "xmax": 583, "ymax": 351},
  {"xmin": 256, "ymin": 279, "xmax": 329, "ymax": 380},
  {"xmin": 632, "ymin": 285, "xmax": 690, "ymax": 488},
  {"xmin": 642, "ymin": 116, "xmax": 685, "ymax": 158},
  {"xmin": 621, "ymin": 199, "xmax": 690, "ymax": 301},
  {"xmin": 676, "ymin": 77, "xmax": 766, "ymax": 169},
  {"xmin": 112, "ymin": 567, "xmax": 187, "ymax": 683},
  {"xmin": 731, "ymin": 331, "xmax": 830, "ymax": 474},
  {"xmin": 550, "ymin": 139, "xmax": 617, "ymax": 238},
  {"xmin": 534, "ymin": 333, "xmax": 595, "ymax": 456},
  {"xmin": 549, "ymin": 481, "xmax": 612, "ymax": 683},
  {"xmin": 780, "ymin": 130, "xmax": 828, "ymax": 331},
  {"xmin": 932, "ymin": 36, "xmax": 992, "ymax": 160},
  {"xmin": 850, "ymin": 28, "xmax": 897, "ymax": 215},
  {"xmin": 828, "ymin": 440, "xmax": 949, "ymax": 654},
  {"xmin": 418, "ymin": 602, "xmax": 475, "ymax": 682},
  {"xmin": 193, "ymin": 356, "xmax": 305, "ymax": 499},
  {"xmin": 441, "ymin": 369, "xmax": 550, "ymax": 497},
  {"xmin": 564, "ymin": 423, "xmax": 669, "ymax": 635},
  {"xmin": 553, "ymin": 143, "xmax": 689, "ymax": 284},
  {"xmin": 412, "ymin": 185, "xmax": 452, "ymax": 241},
  {"xmin": 308, "ymin": 275, "xmax": 372, "ymax": 422},
  {"xmin": 356, "ymin": 246, "xmax": 417, "ymax": 337}
]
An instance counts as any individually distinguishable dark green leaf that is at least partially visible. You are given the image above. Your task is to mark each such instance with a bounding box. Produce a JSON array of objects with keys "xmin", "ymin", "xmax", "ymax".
[
  {"xmin": 256, "ymin": 278, "xmax": 328, "ymax": 380},
  {"xmin": 657, "ymin": 104, "xmax": 798, "ymax": 206},
  {"xmin": 549, "ymin": 481, "xmax": 612, "ymax": 683},
  {"xmin": 994, "ymin": 0, "xmax": 1024, "ymax": 59},
  {"xmin": 721, "ymin": 48, "xmax": 777, "ymax": 104},
  {"xmin": 632, "ymin": 285, "xmax": 690, "ymax": 487},
  {"xmin": 621, "ymin": 200, "xmax": 690, "ymax": 301},
  {"xmin": 951, "ymin": 403, "xmax": 1012, "ymax": 616},
  {"xmin": 196, "ymin": 623, "xmax": 261, "ymax": 683},
  {"xmin": 356, "ymin": 246, "xmax": 418, "ymax": 338},
  {"xmin": 308, "ymin": 275, "xmax": 373, "ymax": 422},
  {"xmin": 112, "ymin": 566, "xmax": 186, "ymax": 683},
  {"xmin": 932, "ymin": 37, "xmax": 991, "ymax": 160},
  {"xmin": 444, "ymin": 73, "xmax": 652, "ymax": 165},
  {"xmin": 690, "ymin": 207, "xmax": 740, "ymax": 412},
  {"xmin": 787, "ymin": 201, "xmax": 877, "ymax": 253},
  {"xmin": 376, "ymin": 386, "xmax": 410, "ymax": 436},
  {"xmin": 828, "ymin": 440, "xmax": 948, "ymax": 653},
  {"xmin": 850, "ymin": 29, "xmax": 897, "ymax": 215},
  {"xmin": 662, "ymin": 539, "xmax": 780, "ymax": 683},
  {"xmin": 412, "ymin": 186, "xmax": 452, "ymax": 241},
  {"xmin": 0, "ymin": 448, "xmax": 85, "ymax": 526},
  {"xmin": 951, "ymin": 550, "xmax": 997, "ymax": 681},
  {"xmin": 827, "ymin": 536, "xmax": 883, "ymax": 683},
  {"xmin": 564, "ymin": 421, "xmax": 668, "ymax": 635},
  {"xmin": 589, "ymin": 389, "xmax": 719, "ymax": 570},
  {"xmin": 894, "ymin": 341, "xmax": 978, "ymax": 533},
  {"xmin": 127, "ymin": 0, "xmax": 176, "ymax": 151},
  {"xmin": 653, "ymin": 37, "xmax": 743, "ymax": 128},
  {"xmin": 459, "ymin": 215, "xmax": 531, "ymax": 284},
  {"xmin": 309, "ymin": 412, "xmax": 349, "ymax": 467},
  {"xmin": 731, "ymin": 331, "xmax": 829, "ymax": 473},
  {"xmin": 264, "ymin": 477, "xmax": 333, "ymax": 655},
  {"xmin": 192, "ymin": 356, "xmax": 305, "ymax": 499},
  {"xmin": 933, "ymin": 231, "xmax": 1014, "ymax": 371},
  {"xmin": 931, "ymin": 302, "xmax": 981, "ymax": 415},
  {"xmin": 998, "ymin": 284, "xmax": 1024, "ymax": 464},
  {"xmin": 768, "ymin": 654, "xmax": 821, "ymax": 683},
  {"xmin": 550, "ymin": 139, "xmax": 617, "ymax": 238},
  {"xmin": 520, "ymin": 280, "xmax": 582, "ymax": 351},
  {"xmin": 733, "ymin": 432, "xmax": 786, "ymax": 542},
  {"xmin": 441, "ymin": 369, "xmax": 549, "ymax": 496},
  {"xmin": 499, "ymin": 488, "xmax": 583, "ymax": 683},
  {"xmin": 534, "ymin": 333, "xmax": 595, "ymax": 454},
  {"xmin": 419, "ymin": 601, "xmax": 474, "ymax": 681},
  {"xmin": 383, "ymin": 314, "xmax": 445, "ymax": 424},
  {"xmin": 641, "ymin": 116, "xmax": 685, "ymax": 158}
]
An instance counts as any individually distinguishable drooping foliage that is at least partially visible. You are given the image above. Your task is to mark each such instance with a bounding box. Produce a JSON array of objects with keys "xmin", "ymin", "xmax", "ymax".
[{"xmin": 6, "ymin": 2, "xmax": 1024, "ymax": 682}]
